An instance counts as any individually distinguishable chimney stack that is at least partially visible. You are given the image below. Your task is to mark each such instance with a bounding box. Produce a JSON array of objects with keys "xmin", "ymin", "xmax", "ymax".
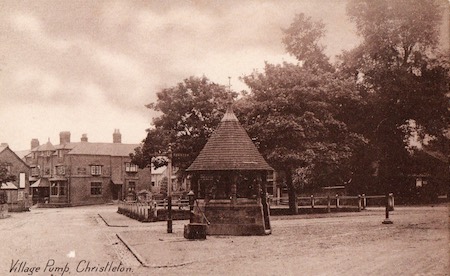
[
  {"xmin": 81, "ymin": 134, "xmax": 88, "ymax": 142},
  {"xmin": 31, "ymin": 139, "xmax": 40, "ymax": 149},
  {"xmin": 59, "ymin": 131, "xmax": 71, "ymax": 145},
  {"xmin": 113, "ymin": 129, "xmax": 121, "ymax": 143}
]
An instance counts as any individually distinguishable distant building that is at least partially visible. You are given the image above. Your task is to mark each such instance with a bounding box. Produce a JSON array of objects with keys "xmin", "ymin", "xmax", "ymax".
[
  {"xmin": 0, "ymin": 143, "xmax": 31, "ymax": 211},
  {"xmin": 150, "ymin": 164, "xmax": 185, "ymax": 196},
  {"xmin": 23, "ymin": 130, "xmax": 151, "ymax": 206}
]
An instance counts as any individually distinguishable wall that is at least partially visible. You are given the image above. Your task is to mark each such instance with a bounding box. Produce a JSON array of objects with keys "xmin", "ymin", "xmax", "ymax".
[{"xmin": 68, "ymin": 154, "xmax": 113, "ymax": 206}]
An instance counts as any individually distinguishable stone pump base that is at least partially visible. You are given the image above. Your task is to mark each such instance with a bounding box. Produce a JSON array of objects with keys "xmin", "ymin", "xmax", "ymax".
[{"xmin": 184, "ymin": 223, "xmax": 207, "ymax": 240}]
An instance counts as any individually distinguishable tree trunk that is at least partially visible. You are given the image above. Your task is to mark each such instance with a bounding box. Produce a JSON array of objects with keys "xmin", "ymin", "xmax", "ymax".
[{"xmin": 286, "ymin": 169, "xmax": 298, "ymax": 215}]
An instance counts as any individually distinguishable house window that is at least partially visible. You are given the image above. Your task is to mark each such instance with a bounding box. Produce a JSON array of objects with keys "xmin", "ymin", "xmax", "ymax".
[
  {"xmin": 50, "ymin": 182, "xmax": 66, "ymax": 196},
  {"xmin": 128, "ymin": 181, "xmax": 136, "ymax": 193},
  {"xmin": 31, "ymin": 167, "xmax": 39, "ymax": 177},
  {"xmin": 51, "ymin": 183, "xmax": 58, "ymax": 195},
  {"xmin": 77, "ymin": 167, "xmax": 86, "ymax": 175},
  {"xmin": 19, "ymin": 173, "xmax": 25, "ymax": 188},
  {"xmin": 55, "ymin": 166, "xmax": 65, "ymax": 176},
  {"xmin": 44, "ymin": 168, "xmax": 51, "ymax": 175},
  {"xmin": 57, "ymin": 150, "xmax": 63, "ymax": 158},
  {"xmin": 5, "ymin": 164, "xmax": 11, "ymax": 173},
  {"xmin": 90, "ymin": 165, "xmax": 102, "ymax": 176},
  {"xmin": 125, "ymin": 162, "xmax": 138, "ymax": 173},
  {"xmin": 91, "ymin": 182, "xmax": 102, "ymax": 196},
  {"xmin": 59, "ymin": 183, "xmax": 66, "ymax": 196}
]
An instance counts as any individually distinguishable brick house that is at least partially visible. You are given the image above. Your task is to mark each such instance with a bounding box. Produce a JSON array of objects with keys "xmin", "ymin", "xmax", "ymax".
[
  {"xmin": 0, "ymin": 143, "xmax": 31, "ymax": 211},
  {"xmin": 24, "ymin": 130, "xmax": 151, "ymax": 206}
]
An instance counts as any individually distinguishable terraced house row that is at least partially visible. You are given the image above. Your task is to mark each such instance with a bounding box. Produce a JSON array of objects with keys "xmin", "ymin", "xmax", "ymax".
[{"xmin": 23, "ymin": 130, "xmax": 152, "ymax": 206}]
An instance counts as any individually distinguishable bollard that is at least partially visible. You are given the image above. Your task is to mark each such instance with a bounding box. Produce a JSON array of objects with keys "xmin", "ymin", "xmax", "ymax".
[
  {"xmin": 382, "ymin": 193, "xmax": 393, "ymax": 224},
  {"xmin": 362, "ymin": 194, "xmax": 367, "ymax": 210},
  {"xmin": 311, "ymin": 195, "xmax": 315, "ymax": 209},
  {"xmin": 327, "ymin": 195, "xmax": 331, "ymax": 213},
  {"xmin": 335, "ymin": 194, "xmax": 340, "ymax": 209}
]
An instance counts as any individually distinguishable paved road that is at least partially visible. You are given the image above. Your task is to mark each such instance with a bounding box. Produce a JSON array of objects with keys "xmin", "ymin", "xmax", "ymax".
[
  {"xmin": 0, "ymin": 205, "xmax": 140, "ymax": 275},
  {"xmin": 0, "ymin": 204, "xmax": 448, "ymax": 276}
]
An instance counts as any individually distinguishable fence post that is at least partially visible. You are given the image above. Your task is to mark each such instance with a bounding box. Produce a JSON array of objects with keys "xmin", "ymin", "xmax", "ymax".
[
  {"xmin": 327, "ymin": 195, "xmax": 331, "ymax": 213},
  {"xmin": 335, "ymin": 194, "xmax": 340, "ymax": 209},
  {"xmin": 389, "ymin": 193, "xmax": 394, "ymax": 211},
  {"xmin": 357, "ymin": 195, "xmax": 362, "ymax": 212},
  {"xmin": 383, "ymin": 193, "xmax": 393, "ymax": 224},
  {"xmin": 310, "ymin": 195, "xmax": 315, "ymax": 209},
  {"xmin": 362, "ymin": 194, "xmax": 367, "ymax": 210}
]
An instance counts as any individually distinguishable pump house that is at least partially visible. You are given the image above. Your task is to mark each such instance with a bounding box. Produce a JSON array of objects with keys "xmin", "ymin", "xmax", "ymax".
[{"xmin": 186, "ymin": 101, "xmax": 273, "ymax": 235}]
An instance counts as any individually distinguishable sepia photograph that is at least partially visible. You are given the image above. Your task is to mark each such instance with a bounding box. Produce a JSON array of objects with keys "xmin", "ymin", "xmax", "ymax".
[{"xmin": 0, "ymin": 0, "xmax": 449, "ymax": 275}]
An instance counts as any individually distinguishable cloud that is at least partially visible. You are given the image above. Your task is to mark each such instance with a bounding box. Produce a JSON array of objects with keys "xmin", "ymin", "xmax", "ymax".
[{"xmin": 0, "ymin": 0, "xmax": 360, "ymax": 150}]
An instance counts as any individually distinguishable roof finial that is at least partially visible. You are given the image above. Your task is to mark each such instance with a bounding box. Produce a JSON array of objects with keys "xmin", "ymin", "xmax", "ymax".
[
  {"xmin": 222, "ymin": 77, "xmax": 238, "ymax": 122},
  {"xmin": 227, "ymin": 76, "xmax": 233, "ymax": 105}
]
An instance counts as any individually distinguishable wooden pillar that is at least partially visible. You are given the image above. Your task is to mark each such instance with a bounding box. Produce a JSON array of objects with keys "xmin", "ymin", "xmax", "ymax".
[
  {"xmin": 256, "ymin": 175, "xmax": 262, "ymax": 205},
  {"xmin": 205, "ymin": 177, "xmax": 212, "ymax": 204},
  {"xmin": 272, "ymin": 171, "xmax": 277, "ymax": 204},
  {"xmin": 230, "ymin": 173, "xmax": 237, "ymax": 205}
]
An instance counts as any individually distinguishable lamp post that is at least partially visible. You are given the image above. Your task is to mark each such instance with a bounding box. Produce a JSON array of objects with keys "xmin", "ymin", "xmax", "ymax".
[{"xmin": 167, "ymin": 145, "xmax": 173, "ymax": 233}]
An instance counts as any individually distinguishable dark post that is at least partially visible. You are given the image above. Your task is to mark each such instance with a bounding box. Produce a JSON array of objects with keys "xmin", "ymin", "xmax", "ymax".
[
  {"xmin": 167, "ymin": 145, "xmax": 173, "ymax": 233},
  {"xmin": 382, "ymin": 192, "xmax": 393, "ymax": 224},
  {"xmin": 188, "ymin": 190, "xmax": 195, "ymax": 223}
]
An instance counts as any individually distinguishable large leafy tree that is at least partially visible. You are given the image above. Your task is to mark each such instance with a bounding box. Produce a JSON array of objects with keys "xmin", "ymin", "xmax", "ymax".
[
  {"xmin": 131, "ymin": 76, "xmax": 232, "ymax": 174},
  {"xmin": 339, "ymin": 0, "xmax": 450, "ymax": 194},
  {"xmin": 282, "ymin": 13, "xmax": 334, "ymax": 72},
  {"xmin": 239, "ymin": 62, "xmax": 365, "ymax": 214}
]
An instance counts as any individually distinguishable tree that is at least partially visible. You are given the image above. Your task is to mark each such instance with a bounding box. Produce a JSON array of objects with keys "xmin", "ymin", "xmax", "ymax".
[
  {"xmin": 282, "ymin": 13, "xmax": 334, "ymax": 72},
  {"xmin": 131, "ymin": 76, "xmax": 233, "ymax": 175},
  {"xmin": 239, "ymin": 62, "xmax": 365, "ymax": 214},
  {"xmin": 339, "ymin": 0, "xmax": 450, "ymax": 194},
  {"xmin": 0, "ymin": 163, "xmax": 15, "ymax": 204}
]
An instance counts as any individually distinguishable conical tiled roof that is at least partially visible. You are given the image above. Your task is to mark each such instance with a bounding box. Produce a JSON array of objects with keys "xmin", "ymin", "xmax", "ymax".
[{"xmin": 186, "ymin": 104, "xmax": 273, "ymax": 172}]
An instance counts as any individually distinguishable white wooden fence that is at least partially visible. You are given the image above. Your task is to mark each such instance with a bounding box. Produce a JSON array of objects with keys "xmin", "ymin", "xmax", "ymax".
[{"xmin": 117, "ymin": 198, "xmax": 190, "ymax": 222}]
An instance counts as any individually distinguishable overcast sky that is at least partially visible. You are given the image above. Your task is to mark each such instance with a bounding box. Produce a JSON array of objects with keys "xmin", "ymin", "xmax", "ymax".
[{"xmin": 0, "ymin": 0, "xmax": 447, "ymax": 151}]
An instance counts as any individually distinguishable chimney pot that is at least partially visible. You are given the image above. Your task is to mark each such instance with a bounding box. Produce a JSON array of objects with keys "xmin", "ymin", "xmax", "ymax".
[
  {"xmin": 59, "ymin": 131, "xmax": 71, "ymax": 145},
  {"xmin": 113, "ymin": 129, "xmax": 122, "ymax": 143},
  {"xmin": 31, "ymin": 139, "xmax": 40, "ymax": 149},
  {"xmin": 81, "ymin": 134, "xmax": 88, "ymax": 142}
]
